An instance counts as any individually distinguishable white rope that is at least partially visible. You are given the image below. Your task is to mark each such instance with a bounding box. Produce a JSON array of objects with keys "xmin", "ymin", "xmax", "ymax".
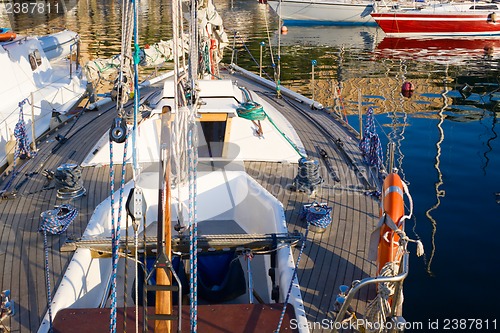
[
  {"xmin": 399, "ymin": 181, "xmax": 424, "ymax": 257},
  {"xmin": 364, "ymin": 261, "xmax": 400, "ymax": 333},
  {"xmin": 263, "ymin": 3, "xmax": 275, "ymax": 67},
  {"xmin": 113, "ymin": 0, "xmax": 134, "ymax": 111}
]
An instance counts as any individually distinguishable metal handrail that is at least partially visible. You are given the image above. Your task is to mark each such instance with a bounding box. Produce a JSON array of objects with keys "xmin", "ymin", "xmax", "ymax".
[{"xmin": 331, "ymin": 250, "xmax": 409, "ymax": 333}]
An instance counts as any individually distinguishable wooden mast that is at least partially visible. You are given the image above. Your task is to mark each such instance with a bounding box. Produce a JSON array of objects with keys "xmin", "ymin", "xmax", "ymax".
[{"xmin": 155, "ymin": 107, "xmax": 173, "ymax": 333}]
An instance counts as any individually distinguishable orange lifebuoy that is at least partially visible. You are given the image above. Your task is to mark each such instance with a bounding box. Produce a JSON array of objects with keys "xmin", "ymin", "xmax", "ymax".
[
  {"xmin": 377, "ymin": 173, "xmax": 405, "ymax": 274},
  {"xmin": 0, "ymin": 28, "xmax": 16, "ymax": 42}
]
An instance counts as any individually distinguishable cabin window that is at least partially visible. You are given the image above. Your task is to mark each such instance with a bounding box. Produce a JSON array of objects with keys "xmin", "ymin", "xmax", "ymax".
[
  {"xmin": 29, "ymin": 49, "xmax": 42, "ymax": 70},
  {"xmin": 471, "ymin": 5, "xmax": 498, "ymax": 10}
]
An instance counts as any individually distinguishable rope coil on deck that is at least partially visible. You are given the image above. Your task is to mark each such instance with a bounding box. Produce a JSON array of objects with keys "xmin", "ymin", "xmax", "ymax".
[
  {"xmin": 40, "ymin": 204, "xmax": 78, "ymax": 331},
  {"xmin": 299, "ymin": 202, "xmax": 332, "ymax": 230},
  {"xmin": 40, "ymin": 204, "xmax": 79, "ymax": 235},
  {"xmin": 359, "ymin": 107, "xmax": 384, "ymax": 172},
  {"xmin": 1, "ymin": 99, "xmax": 36, "ymax": 195}
]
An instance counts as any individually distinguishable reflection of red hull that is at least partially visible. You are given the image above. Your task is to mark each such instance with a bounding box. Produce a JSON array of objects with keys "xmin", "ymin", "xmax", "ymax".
[
  {"xmin": 377, "ymin": 36, "xmax": 500, "ymax": 54},
  {"xmin": 372, "ymin": 12, "xmax": 500, "ymax": 36},
  {"xmin": 375, "ymin": 36, "xmax": 500, "ymax": 64}
]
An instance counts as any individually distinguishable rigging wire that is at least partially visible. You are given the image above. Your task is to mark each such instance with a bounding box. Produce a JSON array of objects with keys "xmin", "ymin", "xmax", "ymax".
[{"xmin": 109, "ymin": 0, "xmax": 135, "ymax": 331}]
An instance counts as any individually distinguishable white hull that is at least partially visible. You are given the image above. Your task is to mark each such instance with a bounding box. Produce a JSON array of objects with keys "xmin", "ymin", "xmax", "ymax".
[
  {"xmin": 267, "ymin": 0, "xmax": 376, "ymax": 25},
  {"xmin": 0, "ymin": 31, "xmax": 87, "ymax": 169}
]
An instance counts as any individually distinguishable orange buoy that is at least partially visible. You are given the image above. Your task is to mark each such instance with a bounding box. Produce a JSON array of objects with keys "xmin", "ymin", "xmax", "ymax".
[
  {"xmin": 0, "ymin": 28, "xmax": 16, "ymax": 42},
  {"xmin": 377, "ymin": 173, "xmax": 405, "ymax": 274},
  {"xmin": 281, "ymin": 25, "xmax": 288, "ymax": 35}
]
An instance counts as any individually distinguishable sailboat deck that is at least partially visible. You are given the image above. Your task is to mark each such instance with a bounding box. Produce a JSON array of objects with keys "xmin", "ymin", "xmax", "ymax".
[{"xmin": 0, "ymin": 70, "xmax": 379, "ymax": 332}]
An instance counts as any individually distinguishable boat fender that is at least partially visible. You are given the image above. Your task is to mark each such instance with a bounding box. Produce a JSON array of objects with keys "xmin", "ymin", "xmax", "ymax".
[
  {"xmin": 489, "ymin": 12, "xmax": 497, "ymax": 23},
  {"xmin": 109, "ymin": 117, "xmax": 128, "ymax": 143}
]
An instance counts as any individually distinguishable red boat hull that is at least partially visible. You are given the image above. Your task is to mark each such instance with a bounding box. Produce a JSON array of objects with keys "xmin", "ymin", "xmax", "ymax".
[{"xmin": 372, "ymin": 13, "xmax": 500, "ymax": 36}]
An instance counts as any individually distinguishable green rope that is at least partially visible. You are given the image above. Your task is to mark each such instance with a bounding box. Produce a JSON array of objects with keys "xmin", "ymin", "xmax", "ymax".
[
  {"xmin": 236, "ymin": 101, "xmax": 266, "ymax": 121},
  {"xmin": 237, "ymin": 87, "xmax": 266, "ymax": 120},
  {"xmin": 236, "ymin": 87, "xmax": 305, "ymax": 158},
  {"xmin": 203, "ymin": 43, "xmax": 211, "ymax": 74},
  {"xmin": 266, "ymin": 112, "xmax": 306, "ymax": 158}
]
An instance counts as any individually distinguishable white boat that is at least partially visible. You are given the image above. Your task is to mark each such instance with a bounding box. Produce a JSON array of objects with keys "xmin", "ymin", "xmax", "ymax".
[
  {"xmin": 37, "ymin": 1, "xmax": 310, "ymax": 332},
  {"xmin": 267, "ymin": 0, "xmax": 377, "ymax": 26},
  {"xmin": 0, "ymin": 29, "xmax": 87, "ymax": 171},
  {"xmin": 21, "ymin": 0, "xmax": 418, "ymax": 332}
]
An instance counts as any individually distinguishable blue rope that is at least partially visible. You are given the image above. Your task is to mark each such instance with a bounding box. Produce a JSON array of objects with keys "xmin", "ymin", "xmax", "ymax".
[
  {"xmin": 109, "ymin": 134, "xmax": 129, "ymax": 333},
  {"xmin": 359, "ymin": 107, "xmax": 384, "ymax": 170},
  {"xmin": 41, "ymin": 204, "xmax": 78, "ymax": 332},
  {"xmin": 275, "ymin": 224, "xmax": 309, "ymax": 332},
  {"xmin": 13, "ymin": 99, "xmax": 33, "ymax": 161},
  {"xmin": 2, "ymin": 99, "xmax": 36, "ymax": 192},
  {"xmin": 132, "ymin": 0, "xmax": 140, "ymax": 173},
  {"xmin": 188, "ymin": 124, "xmax": 198, "ymax": 332},
  {"xmin": 43, "ymin": 228, "xmax": 53, "ymax": 332},
  {"xmin": 299, "ymin": 202, "xmax": 332, "ymax": 229},
  {"xmin": 40, "ymin": 204, "xmax": 79, "ymax": 234}
]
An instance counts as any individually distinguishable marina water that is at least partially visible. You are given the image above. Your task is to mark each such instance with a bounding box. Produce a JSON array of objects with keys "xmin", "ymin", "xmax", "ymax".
[{"xmin": 3, "ymin": 0, "xmax": 499, "ymax": 331}]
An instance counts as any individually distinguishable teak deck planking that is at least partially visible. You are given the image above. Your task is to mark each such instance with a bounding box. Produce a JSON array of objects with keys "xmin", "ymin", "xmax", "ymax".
[{"xmin": 0, "ymin": 70, "xmax": 380, "ymax": 332}]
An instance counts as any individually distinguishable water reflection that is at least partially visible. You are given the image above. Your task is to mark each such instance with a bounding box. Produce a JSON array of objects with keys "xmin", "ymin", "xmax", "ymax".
[
  {"xmin": 375, "ymin": 36, "xmax": 500, "ymax": 65},
  {"xmin": 276, "ymin": 25, "xmax": 380, "ymax": 50},
  {"xmin": 424, "ymin": 76, "xmax": 449, "ymax": 277}
]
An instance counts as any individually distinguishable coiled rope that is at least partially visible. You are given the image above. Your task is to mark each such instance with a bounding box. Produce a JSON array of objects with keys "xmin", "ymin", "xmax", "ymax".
[
  {"xmin": 300, "ymin": 202, "xmax": 332, "ymax": 229},
  {"xmin": 364, "ymin": 261, "xmax": 400, "ymax": 333},
  {"xmin": 237, "ymin": 87, "xmax": 266, "ymax": 121},
  {"xmin": 359, "ymin": 107, "xmax": 384, "ymax": 172},
  {"xmin": 1, "ymin": 99, "xmax": 36, "ymax": 193},
  {"xmin": 40, "ymin": 204, "xmax": 79, "ymax": 235},
  {"xmin": 40, "ymin": 204, "xmax": 78, "ymax": 331}
]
